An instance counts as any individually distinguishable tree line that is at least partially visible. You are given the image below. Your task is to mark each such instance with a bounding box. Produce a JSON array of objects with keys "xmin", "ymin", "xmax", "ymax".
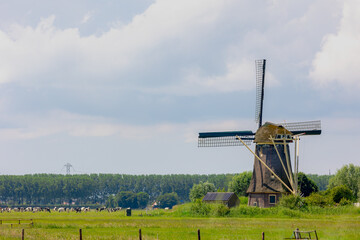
[
  {"xmin": 0, "ymin": 173, "xmax": 234, "ymax": 206},
  {"xmin": 0, "ymin": 167, "xmax": 349, "ymax": 208}
]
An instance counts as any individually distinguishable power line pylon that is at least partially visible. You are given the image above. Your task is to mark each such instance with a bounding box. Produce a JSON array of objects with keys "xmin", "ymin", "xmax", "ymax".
[{"xmin": 64, "ymin": 163, "xmax": 73, "ymax": 175}]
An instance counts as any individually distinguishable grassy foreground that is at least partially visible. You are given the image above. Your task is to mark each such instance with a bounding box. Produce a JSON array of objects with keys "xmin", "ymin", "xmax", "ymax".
[{"xmin": 0, "ymin": 207, "xmax": 359, "ymax": 239}]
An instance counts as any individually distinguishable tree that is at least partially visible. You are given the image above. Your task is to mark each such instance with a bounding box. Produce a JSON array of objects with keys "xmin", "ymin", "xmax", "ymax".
[
  {"xmin": 298, "ymin": 172, "xmax": 318, "ymax": 197},
  {"xmin": 116, "ymin": 191, "xmax": 138, "ymax": 208},
  {"xmin": 106, "ymin": 195, "xmax": 117, "ymax": 208},
  {"xmin": 157, "ymin": 193, "xmax": 179, "ymax": 209},
  {"xmin": 137, "ymin": 192, "xmax": 149, "ymax": 209},
  {"xmin": 306, "ymin": 174, "xmax": 333, "ymax": 191},
  {"xmin": 189, "ymin": 182, "xmax": 216, "ymax": 202},
  {"xmin": 329, "ymin": 164, "xmax": 360, "ymax": 200},
  {"xmin": 228, "ymin": 171, "xmax": 252, "ymax": 197},
  {"xmin": 329, "ymin": 185, "xmax": 354, "ymax": 203}
]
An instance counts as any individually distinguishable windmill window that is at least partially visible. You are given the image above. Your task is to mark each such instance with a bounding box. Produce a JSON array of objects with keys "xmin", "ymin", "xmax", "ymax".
[
  {"xmin": 269, "ymin": 195, "xmax": 276, "ymax": 204},
  {"xmin": 253, "ymin": 202, "xmax": 257, "ymax": 207}
]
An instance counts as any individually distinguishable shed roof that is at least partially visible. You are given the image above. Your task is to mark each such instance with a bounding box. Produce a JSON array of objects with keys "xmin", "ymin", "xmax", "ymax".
[{"xmin": 202, "ymin": 192, "xmax": 236, "ymax": 201}]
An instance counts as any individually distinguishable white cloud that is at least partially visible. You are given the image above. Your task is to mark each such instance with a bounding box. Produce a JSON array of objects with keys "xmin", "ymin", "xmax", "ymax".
[
  {"xmin": 81, "ymin": 11, "xmax": 93, "ymax": 24},
  {"xmin": 0, "ymin": 111, "xmax": 160, "ymax": 140},
  {"xmin": 186, "ymin": 59, "xmax": 255, "ymax": 92},
  {"xmin": 0, "ymin": 15, "xmax": 82, "ymax": 84},
  {"xmin": 185, "ymin": 59, "xmax": 278, "ymax": 93},
  {"xmin": 310, "ymin": 0, "xmax": 360, "ymax": 90},
  {"xmin": 0, "ymin": 0, "xmax": 341, "ymax": 95},
  {"xmin": 140, "ymin": 59, "xmax": 278, "ymax": 96},
  {"xmin": 0, "ymin": 0, "xmax": 226, "ymax": 86},
  {"xmin": 0, "ymin": 109, "xmax": 257, "ymax": 145}
]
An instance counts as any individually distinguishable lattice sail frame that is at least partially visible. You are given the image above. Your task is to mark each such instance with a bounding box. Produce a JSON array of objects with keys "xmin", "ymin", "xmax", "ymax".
[
  {"xmin": 280, "ymin": 120, "xmax": 321, "ymax": 135},
  {"xmin": 198, "ymin": 131, "xmax": 255, "ymax": 147},
  {"xmin": 255, "ymin": 59, "xmax": 266, "ymax": 127}
]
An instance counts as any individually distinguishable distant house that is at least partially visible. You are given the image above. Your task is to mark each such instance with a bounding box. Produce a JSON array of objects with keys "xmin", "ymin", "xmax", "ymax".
[{"xmin": 202, "ymin": 192, "xmax": 240, "ymax": 208}]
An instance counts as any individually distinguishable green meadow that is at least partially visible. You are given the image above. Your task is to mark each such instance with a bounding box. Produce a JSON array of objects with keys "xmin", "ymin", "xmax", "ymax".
[{"xmin": 0, "ymin": 206, "xmax": 359, "ymax": 239}]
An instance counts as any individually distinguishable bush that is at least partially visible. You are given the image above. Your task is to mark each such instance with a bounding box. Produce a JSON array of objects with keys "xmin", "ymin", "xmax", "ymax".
[
  {"xmin": 306, "ymin": 192, "xmax": 333, "ymax": 207},
  {"xmin": 339, "ymin": 198, "xmax": 353, "ymax": 206},
  {"xmin": 238, "ymin": 196, "xmax": 248, "ymax": 205},
  {"xmin": 278, "ymin": 194, "xmax": 306, "ymax": 210},
  {"xmin": 330, "ymin": 185, "xmax": 354, "ymax": 203},
  {"xmin": 190, "ymin": 199, "xmax": 211, "ymax": 216},
  {"xmin": 211, "ymin": 204, "xmax": 230, "ymax": 217}
]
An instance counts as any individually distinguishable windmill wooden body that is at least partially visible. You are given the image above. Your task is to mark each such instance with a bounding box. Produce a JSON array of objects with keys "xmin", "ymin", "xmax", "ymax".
[{"xmin": 198, "ymin": 59, "xmax": 321, "ymax": 208}]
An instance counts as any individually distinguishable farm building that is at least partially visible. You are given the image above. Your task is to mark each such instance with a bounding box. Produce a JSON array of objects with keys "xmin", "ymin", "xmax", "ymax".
[{"xmin": 202, "ymin": 192, "xmax": 240, "ymax": 208}]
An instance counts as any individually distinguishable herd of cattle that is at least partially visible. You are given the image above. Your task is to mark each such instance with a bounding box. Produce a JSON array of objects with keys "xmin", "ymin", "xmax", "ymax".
[{"xmin": 0, "ymin": 206, "xmax": 122, "ymax": 213}]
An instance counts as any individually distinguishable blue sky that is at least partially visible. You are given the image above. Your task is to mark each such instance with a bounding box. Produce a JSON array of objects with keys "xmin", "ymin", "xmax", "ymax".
[{"xmin": 0, "ymin": 0, "xmax": 359, "ymax": 175}]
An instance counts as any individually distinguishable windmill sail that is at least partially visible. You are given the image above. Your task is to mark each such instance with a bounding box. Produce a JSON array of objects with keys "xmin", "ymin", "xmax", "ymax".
[
  {"xmin": 280, "ymin": 120, "xmax": 321, "ymax": 135},
  {"xmin": 198, "ymin": 131, "xmax": 255, "ymax": 147},
  {"xmin": 255, "ymin": 59, "xmax": 266, "ymax": 128}
]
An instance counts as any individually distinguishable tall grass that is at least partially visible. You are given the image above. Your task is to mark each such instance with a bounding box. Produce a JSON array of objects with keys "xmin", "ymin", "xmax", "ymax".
[
  {"xmin": 0, "ymin": 207, "xmax": 358, "ymax": 239},
  {"xmin": 172, "ymin": 201, "xmax": 360, "ymax": 218}
]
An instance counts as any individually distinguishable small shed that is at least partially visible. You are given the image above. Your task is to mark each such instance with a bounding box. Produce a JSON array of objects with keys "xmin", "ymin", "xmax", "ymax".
[{"xmin": 202, "ymin": 192, "xmax": 240, "ymax": 208}]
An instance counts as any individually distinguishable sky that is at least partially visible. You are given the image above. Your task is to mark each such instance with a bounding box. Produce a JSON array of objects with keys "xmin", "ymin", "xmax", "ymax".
[{"xmin": 0, "ymin": 0, "xmax": 359, "ymax": 175}]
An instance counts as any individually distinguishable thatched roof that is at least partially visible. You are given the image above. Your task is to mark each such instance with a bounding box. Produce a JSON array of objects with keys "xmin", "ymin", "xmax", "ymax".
[{"xmin": 254, "ymin": 122, "xmax": 292, "ymax": 143}]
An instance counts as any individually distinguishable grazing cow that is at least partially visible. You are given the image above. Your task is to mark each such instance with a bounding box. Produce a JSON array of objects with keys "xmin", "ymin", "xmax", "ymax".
[
  {"xmin": 106, "ymin": 207, "xmax": 121, "ymax": 212},
  {"xmin": 96, "ymin": 207, "xmax": 106, "ymax": 212},
  {"xmin": 110, "ymin": 207, "xmax": 121, "ymax": 212},
  {"xmin": 0, "ymin": 207, "xmax": 11, "ymax": 213},
  {"xmin": 58, "ymin": 207, "xmax": 65, "ymax": 212},
  {"xmin": 33, "ymin": 207, "xmax": 42, "ymax": 213},
  {"xmin": 79, "ymin": 207, "xmax": 90, "ymax": 212}
]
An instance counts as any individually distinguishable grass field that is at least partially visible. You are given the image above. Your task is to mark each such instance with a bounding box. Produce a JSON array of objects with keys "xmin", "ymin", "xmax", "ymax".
[{"xmin": 0, "ymin": 208, "xmax": 359, "ymax": 239}]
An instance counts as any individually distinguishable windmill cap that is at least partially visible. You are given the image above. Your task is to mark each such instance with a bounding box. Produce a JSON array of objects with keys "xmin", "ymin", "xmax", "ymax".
[{"xmin": 254, "ymin": 122, "xmax": 292, "ymax": 143}]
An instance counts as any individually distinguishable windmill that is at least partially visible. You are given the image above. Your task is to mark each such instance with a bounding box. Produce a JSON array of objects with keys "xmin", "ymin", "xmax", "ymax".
[{"xmin": 198, "ymin": 59, "xmax": 321, "ymax": 208}]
